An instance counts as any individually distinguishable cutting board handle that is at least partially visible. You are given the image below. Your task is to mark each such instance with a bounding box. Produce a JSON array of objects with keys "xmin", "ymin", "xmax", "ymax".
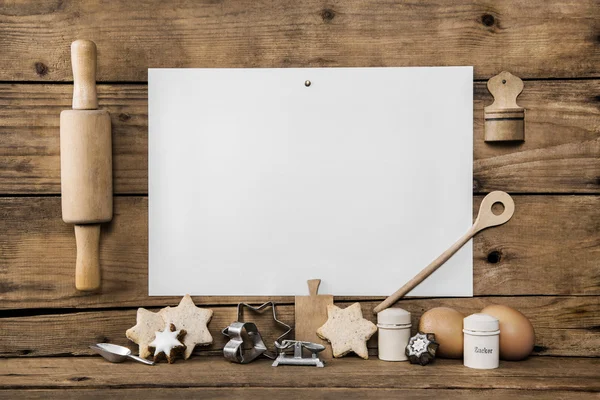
[
  {"xmin": 74, "ymin": 224, "xmax": 101, "ymax": 291},
  {"xmin": 71, "ymin": 40, "xmax": 98, "ymax": 110},
  {"xmin": 307, "ymin": 279, "xmax": 321, "ymax": 296}
]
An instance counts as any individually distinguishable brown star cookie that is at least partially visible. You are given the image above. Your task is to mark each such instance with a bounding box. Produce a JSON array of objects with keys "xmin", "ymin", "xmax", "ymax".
[
  {"xmin": 317, "ymin": 303, "xmax": 377, "ymax": 359},
  {"xmin": 148, "ymin": 323, "xmax": 187, "ymax": 364},
  {"xmin": 159, "ymin": 294, "xmax": 213, "ymax": 359},
  {"xmin": 126, "ymin": 308, "xmax": 165, "ymax": 359}
]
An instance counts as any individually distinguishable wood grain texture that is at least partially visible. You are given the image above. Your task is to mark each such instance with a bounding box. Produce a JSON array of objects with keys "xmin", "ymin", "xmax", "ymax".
[
  {"xmin": 1, "ymin": 297, "xmax": 597, "ymax": 358},
  {"xmin": 0, "ymin": 84, "xmax": 147, "ymax": 194},
  {"xmin": 0, "ymin": 0, "xmax": 598, "ymax": 81},
  {"xmin": 0, "ymin": 80, "xmax": 598, "ymax": 195},
  {"xmin": 1, "ymin": 196, "xmax": 598, "ymax": 310},
  {"xmin": 1, "ymin": 357, "xmax": 598, "ymax": 391},
  {"xmin": 3, "ymin": 388, "xmax": 596, "ymax": 400},
  {"xmin": 0, "ymin": 0, "xmax": 598, "ymax": 394},
  {"xmin": 295, "ymin": 279, "xmax": 334, "ymax": 359}
]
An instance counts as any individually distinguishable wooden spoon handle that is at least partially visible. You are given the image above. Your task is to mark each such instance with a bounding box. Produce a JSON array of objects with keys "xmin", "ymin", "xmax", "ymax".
[
  {"xmin": 373, "ymin": 191, "xmax": 515, "ymax": 314},
  {"xmin": 75, "ymin": 224, "xmax": 101, "ymax": 291},
  {"xmin": 373, "ymin": 226, "xmax": 476, "ymax": 314},
  {"xmin": 71, "ymin": 39, "xmax": 98, "ymax": 110}
]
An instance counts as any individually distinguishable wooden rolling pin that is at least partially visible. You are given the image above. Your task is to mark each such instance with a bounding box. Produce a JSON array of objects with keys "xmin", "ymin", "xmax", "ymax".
[{"xmin": 60, "ymin": 40, "xmax": 113, "ymax": 291}]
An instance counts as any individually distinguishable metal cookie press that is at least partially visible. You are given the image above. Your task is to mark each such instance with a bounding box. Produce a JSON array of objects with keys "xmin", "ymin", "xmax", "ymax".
[{"xmin": 272, "ymin": 340, "xmax": 325, "ymax": 367}]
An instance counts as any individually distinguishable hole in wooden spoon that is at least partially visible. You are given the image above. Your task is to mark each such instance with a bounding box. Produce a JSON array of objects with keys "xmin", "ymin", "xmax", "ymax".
[{"xmin": 491, "ymin": 202, "xmax": 505, "ymax": 215}]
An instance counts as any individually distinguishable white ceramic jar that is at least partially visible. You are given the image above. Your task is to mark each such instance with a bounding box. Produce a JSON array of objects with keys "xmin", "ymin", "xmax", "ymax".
[
  {"xmin": 463, "ymin": 313, "xmax": 500, "ymax": 369},
  {"xmin": 377, "ymin": 308, "xmax": 411, "ymax": 361}
]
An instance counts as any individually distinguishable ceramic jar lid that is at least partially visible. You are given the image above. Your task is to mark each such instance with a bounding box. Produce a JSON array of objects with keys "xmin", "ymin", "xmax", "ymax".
[
  {"xmin": 464, "ymin": 313, "xmax": 499, "ymax": 332},
  {"xmin": 377, "ymin": 308, "xmax": 411, "ymax": 326}
]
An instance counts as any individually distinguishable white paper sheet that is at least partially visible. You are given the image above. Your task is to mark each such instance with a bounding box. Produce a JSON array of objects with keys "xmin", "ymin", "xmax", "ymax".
[{"xmin": 148, "ymin": 67, "xmax": 473, "ymax": 296}]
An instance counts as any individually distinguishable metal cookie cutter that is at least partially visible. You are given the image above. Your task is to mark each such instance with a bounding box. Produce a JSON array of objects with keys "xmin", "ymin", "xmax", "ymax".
[
  {"xmin": 222, "ymin": 302, "xmax": 291, "ymax": 364},
  {"xmin": 272, "ymin": 340, "xmax": 325, "ymax": 367}
]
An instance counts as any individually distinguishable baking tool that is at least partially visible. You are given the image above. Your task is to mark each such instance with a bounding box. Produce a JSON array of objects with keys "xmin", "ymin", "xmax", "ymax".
[
  {"xmin": 60, "ymin": 40, "xmax": 113, "ymax": 291},
  {"xmin": 377, "ymin": 308, "xmax": 411, "ymax": 362},
  {"xmin": 406, "ymin": 332, "xmax": 438, "ymax": 365},
  {"xmin": 484, "ymin": 71, "xmax": 525, "ymax": 141},
  {"xmin": 463, "ymin": 313, "xmax": 500, "ymax": 369},
  {"xmin": 90, "ymin": 343, "xmax": 154, "ymax": 365},
  {"xmin": 294, "ymin": 279, "xmax": 334, "ymax": 359},
  {"xmin": 272, "ymin": 340, "xmax": 325, "ymax": 367},
  {"xmin": 374, "ymin": 191, "xmax": 515, "ymax": 314},
  {"xmin": 222, "ymin": 302, "xmax": 292, "ymax": 363},
  {"xmin": 222, "ymin": 322, "xmax": 267, "ymax": 364}
]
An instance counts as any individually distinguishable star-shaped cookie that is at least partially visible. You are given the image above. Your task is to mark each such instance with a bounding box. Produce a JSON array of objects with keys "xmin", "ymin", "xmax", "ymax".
[
  {"xmin": 159, "ymin": 294, "xmax": 213, "ymax": 359},
  {"xmin": 126, "ymin": 308, "xmax": 166, "ymax": 359},
  {"xmin": 317, "ymin": 303, "xmax": 377, "ymax": 359},
  {"xmin": 149, "ymin": 323, "xmax": 187, "ymax": 364}
]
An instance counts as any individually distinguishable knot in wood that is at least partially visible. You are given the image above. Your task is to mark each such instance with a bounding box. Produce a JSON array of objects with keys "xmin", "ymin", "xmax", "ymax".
[
  {"xmin": 487, "ymin": 251, "xmax": 502, "ymax": 264},
  {"xmin": 34, "ymin": 62, "xmax": 48, "ymax": 77},
  {"xmin": 321, "ymin": 9, "xmax": 335, "ymax": 22},
  {"xmin": 481, "ymin": 14, "xmax": 495, "ymax": 27}
]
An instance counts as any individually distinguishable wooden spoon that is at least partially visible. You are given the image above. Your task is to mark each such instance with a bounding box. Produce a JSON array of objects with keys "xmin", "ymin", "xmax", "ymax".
[{"xmin": 373, "ymin": 191, "xmax": 515, "ymax": 314}]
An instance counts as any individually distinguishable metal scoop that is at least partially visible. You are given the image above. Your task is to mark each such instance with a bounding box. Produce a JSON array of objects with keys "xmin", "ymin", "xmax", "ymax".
[{"xmin": 90, "ymin": 343, "xmax": 154, "ymax": 365}]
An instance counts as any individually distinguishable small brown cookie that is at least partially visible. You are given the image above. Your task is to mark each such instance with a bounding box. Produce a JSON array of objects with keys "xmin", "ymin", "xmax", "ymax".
[
  {"xmin": 317, "ymin": 303, "xmax": 377, "ymax": 359},
  {"xmin": 126, "ymin": 308, "xmax": 165, "ymax": 359},
  {"xmin": 159, "ymin": 294, "xmax": 213, "ymax": 359},
  {"xmin": 148, "ymin": 323, "xmax": 187, "ymax": 364}
]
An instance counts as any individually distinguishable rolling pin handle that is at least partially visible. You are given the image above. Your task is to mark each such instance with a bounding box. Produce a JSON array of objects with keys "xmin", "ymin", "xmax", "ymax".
[
  {"xmin": 74, "ymin": 224, "xmax": 102, "ymax": 291},
  {"xmin": 71, "ymin": 39, "xmax": 99, "ymax": 110}
]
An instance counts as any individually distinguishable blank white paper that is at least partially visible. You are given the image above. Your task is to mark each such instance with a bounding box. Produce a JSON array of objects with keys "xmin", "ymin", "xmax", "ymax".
[{"xmin": 149, "ymin": 67, "xmax": 473, "ymax": 296}]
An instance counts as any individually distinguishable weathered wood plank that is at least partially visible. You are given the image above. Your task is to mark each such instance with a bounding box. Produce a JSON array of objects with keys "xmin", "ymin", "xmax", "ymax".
[
  {"xmin": 1, "ymin": 297, "xmax": 597, "ymax": 358},
  {"xmin": 0, "ymin": 1, "xmax": 598, "ymax": 81},
  {"xmin": 2, "ymin": 388, "xmax": 597, "ymax": 400},
  {"xmin": 0, "ymin": 305, "xmax": 293, "ymax": 358},
  {"xmin": 0, "ymin": 84, "xmax": 148, "ymax": 194},
  {"xmin": 473, "ymin": 81, "xmax": 600, "ymax": 194},
  {"xmin": 0, "ymin": 81, "xmax": 598, "ymax": 194},
  {"xmin": 1, "ymin": 195, "xmax": 598, "ymax": 310},
  {"xmin": 0, "ymin": 357, "xmax": 598, "ymax": 391}
]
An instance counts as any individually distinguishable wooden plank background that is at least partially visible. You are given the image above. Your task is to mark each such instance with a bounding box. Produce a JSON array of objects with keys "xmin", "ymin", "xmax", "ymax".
[
  {"xmin": 2, "ymin": 357, "xmax": 599, "ymax": 390},
  {"xmin": 1, "ymin": 0, "xmax": 598, "ymax": 81},
  {"xmin": 0, "ymin": 0, "xmax": 598, "ymax": 397},
  {"xmin": 0, "ymin": 81, "xmax": 598, "ymax": 194}
]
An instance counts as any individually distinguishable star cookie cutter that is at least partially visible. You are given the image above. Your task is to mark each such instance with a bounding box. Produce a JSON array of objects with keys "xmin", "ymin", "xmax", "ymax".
[{"xmin": 222, "ymin": 302, "xmax": 292, "ymax": 363}]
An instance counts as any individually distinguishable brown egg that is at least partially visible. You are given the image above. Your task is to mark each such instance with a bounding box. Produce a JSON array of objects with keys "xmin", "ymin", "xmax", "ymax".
[
  {"xmin": 418, "ymin": 307, "xmax": 464, "ymax": 358},
  {"xmin": 481, "ymin": 304, "xmax": 535, "ymax": 361}
]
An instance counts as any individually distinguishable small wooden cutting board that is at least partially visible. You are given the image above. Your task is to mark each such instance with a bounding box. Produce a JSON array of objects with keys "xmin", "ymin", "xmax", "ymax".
[{"xmin": 294, "ymin": 279, "xmax": 334, "ymax": 359}]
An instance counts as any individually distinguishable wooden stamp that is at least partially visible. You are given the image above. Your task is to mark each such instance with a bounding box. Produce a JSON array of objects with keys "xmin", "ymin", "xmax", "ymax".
[{"xmin": 484, "ymin": 71, "xmax": 525, "ymax": 142}]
